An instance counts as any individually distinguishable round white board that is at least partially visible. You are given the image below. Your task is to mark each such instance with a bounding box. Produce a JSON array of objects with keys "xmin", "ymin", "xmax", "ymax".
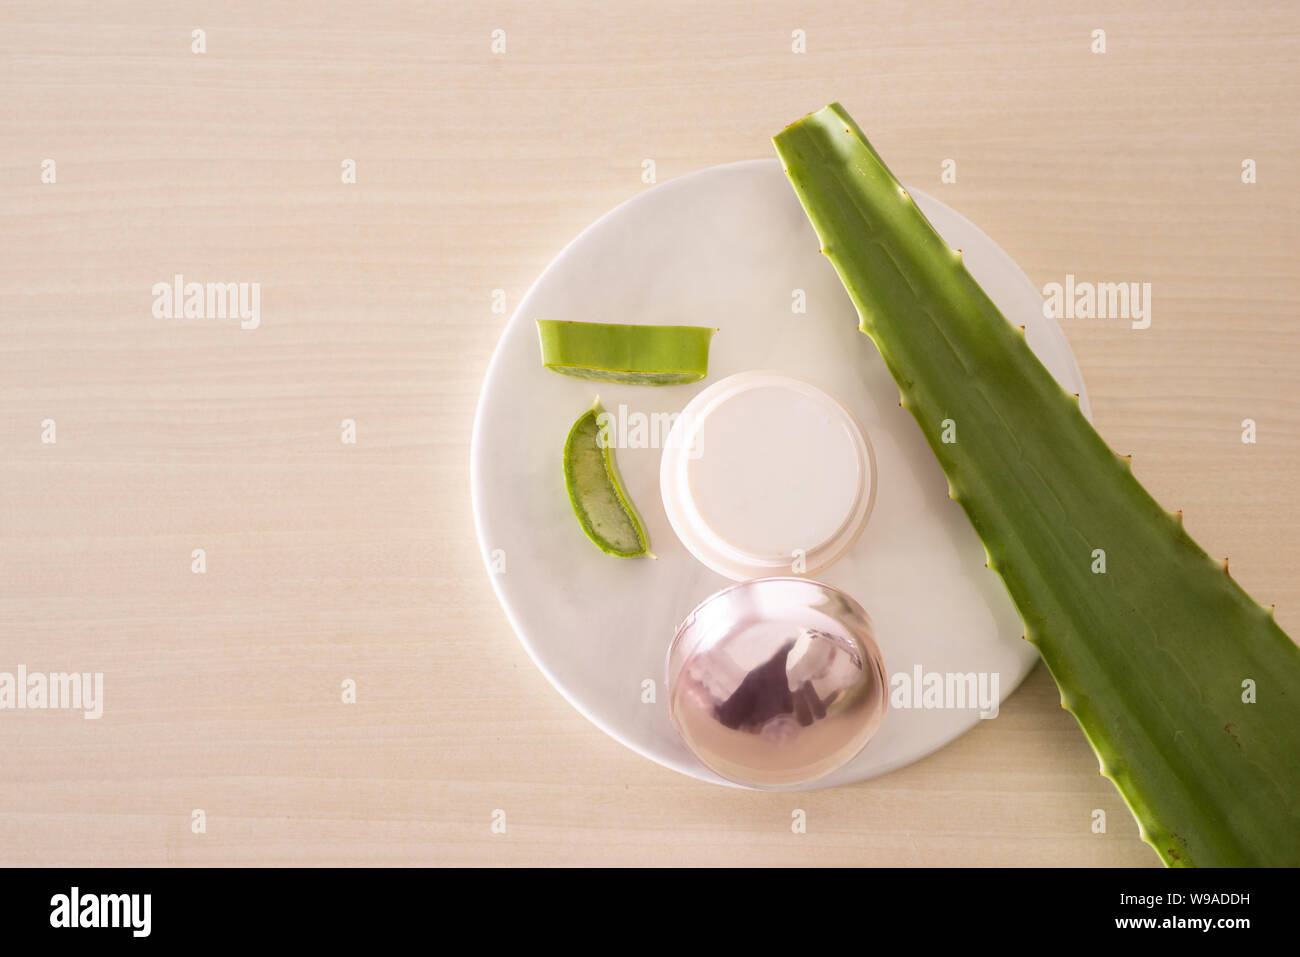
[{"xmin": 471, "ymin": 159, "xmax": 1091, "ymax": 788}]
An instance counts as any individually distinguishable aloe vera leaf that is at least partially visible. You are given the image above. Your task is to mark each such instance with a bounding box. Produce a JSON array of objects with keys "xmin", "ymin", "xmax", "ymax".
[
  {"xmin": 774, "ymin": 103, "xmax": 1300, "ymax": 866},
  {"xmin": 563, "ymin": 398, "xmax": 650, "ymax": 557},
  {"xmin": 537, "ymin": 319, "xmax": 716, "ymax": 384}
]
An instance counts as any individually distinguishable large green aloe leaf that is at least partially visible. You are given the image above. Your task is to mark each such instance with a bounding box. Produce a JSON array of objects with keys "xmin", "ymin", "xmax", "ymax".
[{"xmin": 774, "ymin": 103, "xmax": 1300, "ymax": 866}]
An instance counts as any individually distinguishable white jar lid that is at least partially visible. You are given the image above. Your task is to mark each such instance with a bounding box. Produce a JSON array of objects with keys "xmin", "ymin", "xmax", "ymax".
[{"xmin": 660, "ymin": 372, "xmax": 876, "ymax": 581}]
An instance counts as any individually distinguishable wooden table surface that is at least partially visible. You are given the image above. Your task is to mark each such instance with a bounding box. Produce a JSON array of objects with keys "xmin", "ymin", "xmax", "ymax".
[{"xmin": 2, "ymin": 1, "xmax": 1296, "ymax": 866}]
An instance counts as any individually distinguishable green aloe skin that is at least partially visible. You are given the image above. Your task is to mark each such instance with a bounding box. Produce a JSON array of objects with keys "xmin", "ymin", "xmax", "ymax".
[
  {"xmin": 774, "ymin": 103, "xmax": 1300, "ymax": 866},
  {"xmin": 537, "ymin": 319, "xmax": 716, "ymax": 384}
]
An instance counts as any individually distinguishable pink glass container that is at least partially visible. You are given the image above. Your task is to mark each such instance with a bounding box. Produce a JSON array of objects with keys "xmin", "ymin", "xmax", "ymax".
[{"xmin": 667, "ymin": 577, "xmax": 888, "ymax": 789}]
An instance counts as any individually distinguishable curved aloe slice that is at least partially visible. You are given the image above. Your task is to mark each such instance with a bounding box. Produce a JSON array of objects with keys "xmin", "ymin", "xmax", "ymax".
[
  {"xmin": 564, "ymin": 398, "xmax": 650, "ymax": 557},
  {"xmin": 774, "ymin": 103, "xmax": 1300, "ymax": 866},
  {"xmin": 537, "ymin": 320, "xmax": 716, "ymax": 384}
]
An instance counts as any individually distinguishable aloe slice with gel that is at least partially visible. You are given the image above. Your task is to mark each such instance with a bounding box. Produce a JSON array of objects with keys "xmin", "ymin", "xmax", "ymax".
[
  {"xmin": 563, "ymin": 398, "xmax": 651, "ymax": 557},
  {"xmin": 538, "ymin": 320, "xmax": 715, "ymax": 385}
]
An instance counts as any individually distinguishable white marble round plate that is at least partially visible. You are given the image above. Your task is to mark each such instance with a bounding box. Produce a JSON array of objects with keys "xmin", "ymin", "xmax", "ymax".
[{"xmin": 471, "ymin": 158, "xmax": 1090, "ymax": 788}]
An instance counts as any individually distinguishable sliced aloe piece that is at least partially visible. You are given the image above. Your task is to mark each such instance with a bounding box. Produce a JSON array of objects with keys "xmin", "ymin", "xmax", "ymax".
[
  {"xmin": 537, "ymin": 320, "xmax": 716, "ymax": 385},
  {"xmin": 773, "ymin": 102, "xmax": 1300, "ymax": 866},
  {"xmin": 563, "ymin": 398, "xmax": 650, "ymax": 557}
]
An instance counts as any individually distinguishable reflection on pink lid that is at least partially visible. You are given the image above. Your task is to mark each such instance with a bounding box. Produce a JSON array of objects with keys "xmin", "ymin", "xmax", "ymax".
[{"xmin": 668, "ymin": 577, "xmax": 888, "ymax": 789}]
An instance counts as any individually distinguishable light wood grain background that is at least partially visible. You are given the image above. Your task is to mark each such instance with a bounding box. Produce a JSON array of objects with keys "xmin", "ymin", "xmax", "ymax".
[{"xmin": 1, "ymin": 1, "xmax": 1296, "ymax": 866}]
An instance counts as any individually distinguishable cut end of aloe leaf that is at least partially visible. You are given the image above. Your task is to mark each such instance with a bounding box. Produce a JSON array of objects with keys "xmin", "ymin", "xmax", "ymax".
[
  {"xmin": 538, "ymin": 320, "xmax": 716, "ymax": 385},
  {"xmin": 563, "ymin": 398, "xmax": 650, "ymax": 557}
]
